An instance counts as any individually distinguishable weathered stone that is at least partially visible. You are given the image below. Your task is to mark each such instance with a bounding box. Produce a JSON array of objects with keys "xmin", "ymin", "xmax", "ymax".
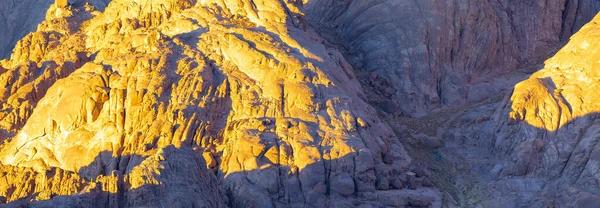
[
  {"xmin": 422, "ymin": 177, "xmax": 434, "ymax": 188},
  {"xmin": 376, "ymin": 177, "xmax": 390, "ymax": 191},
  {"xmin": 0, "ymin": 0, "xmax": 417, "ymax": 207},
  {"xmin": 421, "ymin": 136, "xmax": 443, "ymax": 149},
  {"xmin": 313, "ymin": 181, "xmax": 327, "ymax": 194},
  {"xmin": 441, "ymin": 13, "xmax": 600, "ymax": 207},
  {"xmin": 331, "ymin": 175, "xmax": 356, "ymax": 196},
  {"xmin": 391, "ymin": 178, "xmax": 404, "ymax": 189},
  {"xmin": 307, "ymin": 0, "xmax": 600, "ymax": 117},
  {"xmin": 2, "ymin": 0, "xmax": 598, "ymax": 207},
  {"xmin": 377, "ymin": 192, "xmax": 407, "ymax": 207}
]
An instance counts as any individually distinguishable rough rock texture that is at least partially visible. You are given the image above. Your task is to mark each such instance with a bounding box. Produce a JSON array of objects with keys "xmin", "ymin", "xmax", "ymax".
[
  {"xmin": 0, "ymin": 0, "xmax": 54, "ymax": 59},
  {"xmin": 1, "ymin": 146, "xmax": 226, "ymax": 207},
  {"xmin": 306, "ymin": 0, "xmax": 600, "ymax": 117},
  {"xmin": 493, "ymin": 13, "xmax": 600, "ymax": 207},
  {"xmin": 439, "ymin": 13, "xmax": 600, "ymax": 207},
  {"xmin": 2, "ymin": 0, "xmax": 600, "ymax": 207},
  {"xmin": 0, "ymin": 0, "xmax": 111, "ymax": 59},
  {"xmin": 0, "ymin": 0, "xmax": 439, "ymax": 207}
]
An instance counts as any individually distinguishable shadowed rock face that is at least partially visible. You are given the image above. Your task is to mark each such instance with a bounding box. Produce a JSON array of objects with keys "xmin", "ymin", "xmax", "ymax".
[
  {"xmin": 491, "ymin": 13, "xmax": 600, "ymax": 206},
  {"xmin": 438, "ymin": 13, "xmax": 600, "ymax": 207},
  {"xmin": 0, "ymin": 0, "xmax": 54, "ymax": 59},
  {"xmin": 1, "ymin": 146, "xmax": 226, "ymax": 207},
  {"xmin": 306, "ymin": 0, "xmax": 600, "ymax": 117}
]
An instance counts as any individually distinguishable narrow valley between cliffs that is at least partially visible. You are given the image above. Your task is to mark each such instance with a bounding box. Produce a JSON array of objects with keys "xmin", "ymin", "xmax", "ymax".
[{"xmin": 1, "ymin": 0, "xmax": 600, "ymax": 207}]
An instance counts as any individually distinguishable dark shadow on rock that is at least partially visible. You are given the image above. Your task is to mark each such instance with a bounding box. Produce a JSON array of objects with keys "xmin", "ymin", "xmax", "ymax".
[
  {"xmin": 1, "ymin": 145, "xmax": 226, "ymax": 208},
  {"xmin": 76, "ymin": 150, "xmax": 146, "ymax": 181},
  {"xmin": 220, "ymin": 153, "xmax": 440, "ymax": 208},
  {"xmin": 435, "ymin": 74, "xmax": 600, "ymax": 207}
]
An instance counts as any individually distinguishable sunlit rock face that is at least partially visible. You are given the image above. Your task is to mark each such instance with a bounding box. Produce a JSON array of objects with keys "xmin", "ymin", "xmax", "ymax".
[
  {"xmin": 0, "ymin": 0, "xmax": 437, "ymax": 207},
  {"xmin": 306, "ymin": 0, "xmax": 600, "ymax": 117}
]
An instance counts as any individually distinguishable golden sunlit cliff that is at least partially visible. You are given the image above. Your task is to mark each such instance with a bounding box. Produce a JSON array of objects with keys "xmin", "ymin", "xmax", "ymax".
[
  {"xmin": 0, "ymin": 0, "xmax": 438, "ymax": 207},
  {"xmin": 509, "ymin": 14, "xmax": 600, "ymax": 131}
]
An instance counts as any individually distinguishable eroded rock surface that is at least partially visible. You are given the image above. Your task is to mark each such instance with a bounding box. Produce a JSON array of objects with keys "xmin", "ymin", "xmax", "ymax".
[
  {"xmin": 0, "ymin": 0, "xmax": 437, "ymax": 207},
  {"xmin": 493, "ymin": 13, "xmax": 600, "ymax": 206},
  {"xmin": 307, "ymin": 0, "xmax": 600, "ymax": 117},
  {"xmin": 440, "ymin": 13, "xmax": 600, "ymax": 207},
  {"xmin": 2, "ymin": 0, "xmax": 599, "ymax": 207}
]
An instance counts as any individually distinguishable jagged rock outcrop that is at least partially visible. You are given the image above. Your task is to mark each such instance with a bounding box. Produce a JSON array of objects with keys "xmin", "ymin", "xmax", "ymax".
[
  {"xmin": 1, "ymin": 146, "xmax": 225, "ymax": 207},
  {"xmin": 306, "ymin": 0, "xmax": 600, "ymax": 117},
  {"xmin": 0, "ymin": 0, "xmax": 440, "ymax": 207}
]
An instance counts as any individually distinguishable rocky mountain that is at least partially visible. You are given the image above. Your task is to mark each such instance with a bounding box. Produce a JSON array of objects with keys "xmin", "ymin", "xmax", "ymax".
[
  {"xmin": 0, "ymin": 0, "xmax": 435, "ymax": 207},
  {"xmin": 434, "ymin": 12, "xmax": 600, "ymax": 207},
  {"xmin": 0, "ymin": 0, "xmax": 599, "ymax": 207}
]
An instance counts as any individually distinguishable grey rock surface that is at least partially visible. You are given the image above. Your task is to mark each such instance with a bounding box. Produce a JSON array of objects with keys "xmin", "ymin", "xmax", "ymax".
[
  {"xmin": 438, "ymin": 15, "xmax": 600, "ymax": 205},
  {"xmin": 306, "ymin": 0, "xmax": 600, "ymax": 117}
]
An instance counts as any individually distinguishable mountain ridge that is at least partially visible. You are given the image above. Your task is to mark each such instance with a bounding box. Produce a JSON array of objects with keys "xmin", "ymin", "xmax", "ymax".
[{"xmin": 0, "ymin": 0, "xmax": 600, "ymax": 207}]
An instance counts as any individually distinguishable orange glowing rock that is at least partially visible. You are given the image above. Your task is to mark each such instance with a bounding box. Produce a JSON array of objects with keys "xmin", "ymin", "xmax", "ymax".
[{"xmin": 0, "ymin": 0, "xmax": 419, "ymax": 207}]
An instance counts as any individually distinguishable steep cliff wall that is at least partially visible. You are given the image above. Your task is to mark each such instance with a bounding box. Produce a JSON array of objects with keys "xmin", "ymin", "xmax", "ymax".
[
  {"xmin": 307, "ymin": 0, "xmax": 600, "ymax": 117},
  {"xmin": 441, "ymin": 13, "xmax": 600, "ymax": 207}
]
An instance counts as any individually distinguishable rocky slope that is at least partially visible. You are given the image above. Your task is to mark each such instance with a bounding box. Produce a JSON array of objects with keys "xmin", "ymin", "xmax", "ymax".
[
  {"xmin": 306, "ymin": 0, "xmax": 600, "ymax": 117},
  {"xmin": 439, "ymin": 13, "xmax": 600, "ymax": 207},
  {"xmin": 1, "ymin": 0, "xmax": 600, "ymax": 208},
  {"xmin": 491, "ymin": 13, "xmax": 600, "ymax": 206},
  {"xmin": 304, "ymin": 0, "xmax": 600, "ymax": 206},
  {"xmin": 0, "ymin": 0, "xmax": 439, "ymax": 207}
]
